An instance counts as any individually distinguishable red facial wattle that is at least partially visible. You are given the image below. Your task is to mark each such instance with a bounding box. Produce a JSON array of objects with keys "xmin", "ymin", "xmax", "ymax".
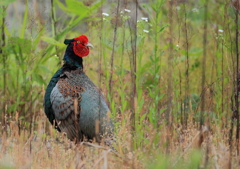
[{"xmin": 73, "ymin": 35, "xmax": 90, "ymax": 57}]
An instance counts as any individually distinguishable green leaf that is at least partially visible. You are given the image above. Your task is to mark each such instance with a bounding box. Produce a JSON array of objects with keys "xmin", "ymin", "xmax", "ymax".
[
  {"xmin": 33, "ymin": 28, "xmax": 44, "ymax": 47},
  {"xmin": 41, "ymin": 36, "xmax": 64, "ymax": 47},
  {"xmin": 0, "ymin": 6, "xmax": 7, "ymax": 17},
  {"xmin": 21, "ymin": 0, "xmax": 28, "ymax": 38},
  {"xmin": 66, "ymin": 0, "xmax": 87, "ymax": 14},
  {"xmin": 32, "ymin": 73, "xmax": 46, "ymax": 85},
  {"xmin": 159, "ymin": 108, "xmax": 166, "ymax": 114},
  {"xmin": 157, "ymin": 25, "xmax": 169, "ymax": 33},
  {"xmin": 189, "ymin": 47, "xmax": 203, "ymax": 55},
  {"xmin": 89, "ymin": 1, "xmax": 102, "ymax": 11},
  {"xmin": 8, "ymin": 37, "xmax": 32, "ymax": 54},
  {"xmin": 57, "ymin": 0, "xmax": 88, "ymax": 16},
  {"xmin": 0, "ymin": 0, "xmax": 17, "ymax": 6},
  {"xmin": 140, "ymin": 113, "xmax": 147, "ymax": 123},
  {"xmin": 38, "ymin": 65, "xmax": 51, "ymax": 73}
]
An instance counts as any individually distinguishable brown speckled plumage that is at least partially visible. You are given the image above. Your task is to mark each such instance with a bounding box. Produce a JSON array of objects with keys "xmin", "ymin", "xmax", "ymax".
[{"xmin": 44, "ymin": 36, "xmax": 114, "ymax": 144}]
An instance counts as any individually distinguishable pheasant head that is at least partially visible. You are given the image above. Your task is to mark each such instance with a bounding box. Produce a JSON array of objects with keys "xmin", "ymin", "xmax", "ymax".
[{"xmin": 64, "ymin": 35, "xmax": 93, "ymax": 57}]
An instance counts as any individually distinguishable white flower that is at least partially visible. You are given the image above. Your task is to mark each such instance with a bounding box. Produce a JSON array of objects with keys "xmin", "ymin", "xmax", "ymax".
[
  {"xmin": 143, "ymin": 30, "xmax": 149, "ymax": 33},
  {"xmin": 141, "ymin": 17, "xmax": 148, "ymax": 22},
  {"xmin": 120, "ymin": 11, "xmax": 124, "ymax": 14},
  {"xmin": 124, "ymin": 9, "xmax": 131, "ymax": 13},
  {"xmin": 176, "ymin": 44, "xmax": 179, "ymax": 48},
  {"xmin": 176, "ymin": 6, "xmax": 181, "ymax": 10},
  {"xmin": 102, "ymin": 12, "xmax": 109, "ymax": 16},
  {"xmin": 103, "ymin": 18, "xmax": 107, "ymax": 21},
  {"xmin": 192, "ymin": 8, "xmax": 199, "ymax": 13},
  {"xmin": 218, "ymin": 29, "xmax": 224, "ymax": 33}
]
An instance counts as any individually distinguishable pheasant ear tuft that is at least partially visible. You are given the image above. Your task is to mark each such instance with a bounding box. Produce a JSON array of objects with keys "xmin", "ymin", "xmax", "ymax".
[
  {"xmin": 74, "ymin": 35, "xmax": 89, "ymax": 45},
  {"xmin": 64, "ymin": 39, "xmax": 74, "ymax": 45}
]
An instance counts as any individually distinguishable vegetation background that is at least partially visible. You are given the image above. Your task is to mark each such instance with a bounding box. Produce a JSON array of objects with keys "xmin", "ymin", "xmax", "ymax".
[{"xmin": 0, "ymin": 0, "xmax": 240, "ymax": 168}]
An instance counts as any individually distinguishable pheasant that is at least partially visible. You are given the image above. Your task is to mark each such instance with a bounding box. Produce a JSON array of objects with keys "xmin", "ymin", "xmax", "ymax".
[{"xmin": 44, "ymin": 35, "xmax": 113, "ymax": 143}]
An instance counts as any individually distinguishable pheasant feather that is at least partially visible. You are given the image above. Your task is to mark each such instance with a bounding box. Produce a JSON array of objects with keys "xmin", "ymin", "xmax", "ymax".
[{"xmin": 44, "ymin": 35, "xmax": 113, "ymax": 142}]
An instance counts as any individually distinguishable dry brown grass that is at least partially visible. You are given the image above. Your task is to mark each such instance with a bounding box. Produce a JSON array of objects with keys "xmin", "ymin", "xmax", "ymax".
[{"xmin": 1, "ymin": 112, "xmax": 240, "ymax": 169}]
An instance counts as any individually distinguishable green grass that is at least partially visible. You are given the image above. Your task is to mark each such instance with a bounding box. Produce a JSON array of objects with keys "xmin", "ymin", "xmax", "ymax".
[{"xmin": 0, "ymin": 0, "xmax": 240, "ymax": 168}]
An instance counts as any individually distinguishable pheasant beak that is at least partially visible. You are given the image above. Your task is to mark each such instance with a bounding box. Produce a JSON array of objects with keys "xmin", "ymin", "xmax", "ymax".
[{"xmin": 85, "ymin": 42, "xmax": 94, "ymax": 48}]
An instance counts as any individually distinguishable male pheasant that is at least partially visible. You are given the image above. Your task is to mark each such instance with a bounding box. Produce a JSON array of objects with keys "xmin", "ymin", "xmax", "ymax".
[{"xmin": 44, "ymin": 35, "xmax": 113, "ymax": 142}]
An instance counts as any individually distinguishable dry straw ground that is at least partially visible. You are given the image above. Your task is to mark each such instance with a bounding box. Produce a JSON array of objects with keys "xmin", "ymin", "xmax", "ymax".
[{"xmin": 0, "ymin": 112, "xmax": 239, "ymax": 168}]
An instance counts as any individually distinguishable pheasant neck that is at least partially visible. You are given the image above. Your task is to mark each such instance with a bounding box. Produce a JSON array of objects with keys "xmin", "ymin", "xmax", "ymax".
[{"xmin": 63, "ymin": 44, "xmax": 83, "ymax": 69}]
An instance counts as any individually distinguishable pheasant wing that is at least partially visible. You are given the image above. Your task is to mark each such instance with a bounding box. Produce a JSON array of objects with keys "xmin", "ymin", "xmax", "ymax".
[{"xmin": 50, "ymin": 76, "xmax": 84, "ymax": 140}]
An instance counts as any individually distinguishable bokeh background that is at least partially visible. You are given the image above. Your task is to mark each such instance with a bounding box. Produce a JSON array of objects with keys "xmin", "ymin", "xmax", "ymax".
[{"xmin": 0, "ymin": 0, "xmax": 240, "ymax": 168}]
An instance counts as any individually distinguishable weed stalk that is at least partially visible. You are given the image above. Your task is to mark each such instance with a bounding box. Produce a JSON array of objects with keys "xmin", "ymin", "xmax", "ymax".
[
  {"xmin": 234, "ymin": 4, "xmax": 239, "ymax": 155},
  {"xmin": 109, "ymin": 0, "xmax": 120, "ymax": 95},
  {"xmin": 1, "ymin": 6, "xmax": 6, "ymax": 128},
  {"xmin": 51, "ymin": 0, "xmax": 60, "ymax": 63},
  {"xmin": 200, "ymin": 0, "xmax": 208, "ymax": 130},
  {"xmin": 183, "ymin": 3, "xmax": 189, "ymax": 129}
]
